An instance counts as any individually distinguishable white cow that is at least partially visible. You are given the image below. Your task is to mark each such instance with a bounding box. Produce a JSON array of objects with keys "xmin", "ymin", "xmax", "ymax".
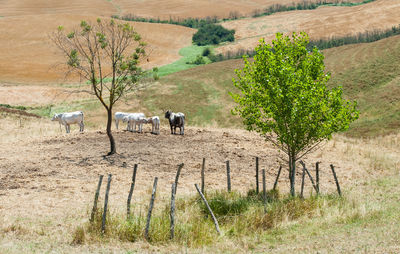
[
  {"xmin": 146, "ymin": 116, "xmax": 160, "ymax": 135},
  {"xmin": 114, "ymin": 112, "xmax": 130, "ymax": 130},
  {"xmin": 51, "ymin": 111, "xmax": 84, "ymax": 133},
  {"xmin": 123, "ymin": 113, "xmax": 146, "ymax": 132}
]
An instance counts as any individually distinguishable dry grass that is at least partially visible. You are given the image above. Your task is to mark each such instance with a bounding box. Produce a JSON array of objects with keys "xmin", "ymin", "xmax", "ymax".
[{"xmin": 0, "ymin": 111, "xmax": 399, "ymax": 252}]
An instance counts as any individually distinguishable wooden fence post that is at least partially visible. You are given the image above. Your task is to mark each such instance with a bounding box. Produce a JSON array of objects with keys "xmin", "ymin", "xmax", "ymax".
[
  {"xmin": 300, "ymin": 166, "xmax": 305, "ymax": 198},
  {"xmin": 256, "ymin": 157, "xmax": 259, "ymax": 194},
  {"xmin": 273, "ymin": 165, "xmax": 282, "ymax": 191},
  {"xmin": 127, "ymin": 164, "xmax": 138, "ymax": 219},
  {"xmin": 174, "ymin": 163, "xmax": 184, "ymax": 195},
  {"xmin": 170, "ymin": 183, "xmax": 176, "ymax": 240},
  {"xmin": 262, "ymin": 169, "xmax": 266, "ymax": 213},
  {"xmin": 330, "ymin": 164, "xmax": 342, "ymax": 196},
  {"xmin": 201, "ymin": 158, "xmax": 205, "ymax": 194},
  {"xmin": 101, "ymin": 174, "xmax": 112, "ymax": 234},
  {"xmin": 194, "ymin": 184, "xmax": 221, "ymax": 235},
  {"xmin": 226, "ymin": 160, "xmax": 231, "ymax": 192},
  {"xmin": 145, "ymin": 177, "xmax": 158, "ymax": 240},
  {"xmin": 316, "ymin": 162, "xmax": 320, "ymax": 195},
  {"xmin": 90, "ymin": 174, "xmax": 103, "ymax": 223},
  {"xmin": 300, "ymin": 161, "xmax": 318, "ymax": 193}
]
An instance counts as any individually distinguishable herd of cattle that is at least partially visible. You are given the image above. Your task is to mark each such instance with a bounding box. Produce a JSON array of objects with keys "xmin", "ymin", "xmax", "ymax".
[{"xmin": 51, "ymin": 110, "xmax": 185, "ymax": 135}]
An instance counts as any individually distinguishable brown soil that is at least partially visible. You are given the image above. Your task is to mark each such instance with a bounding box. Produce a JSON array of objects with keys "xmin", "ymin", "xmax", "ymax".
[
  {"xmin": 218, "ymin": 0, "xmax": 400, "ymax": 53},
  {"xmin": 0, "ymin": 123, "xmax": 372, "ymax": 221}
]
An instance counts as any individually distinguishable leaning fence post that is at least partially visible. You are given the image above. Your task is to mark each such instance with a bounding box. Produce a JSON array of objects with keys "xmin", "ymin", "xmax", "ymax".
[
  {"xmin": 90, "ymin": 174, "xmax": 103, "ymax": 223},
  {"xmin": 194, "ymin": 184, "xmax": 221, "ymax": 235},
  {"xmin": 262, "ymin": 169, "xmax": 267, "ymax": 213},
  {"xmin": 255, "ymin": 157, "xmax": 259, "ymax": 194},
  {"xmin": 273, "ymin": 165, "xmax": 282, "ymax": 191},
  {"xmin": 145, "ymin": 177, "xmax": 158, "ymax": 241},
  {"xmin": 174, "ymin": 163, "xmax": 184, "ymax": 195},
  {"xmin": 226, "ymin": 160, "xmax": 231, "ymax": 192},
  {"xmin": 330, "ymin": 164, "xmax": 342, "ymax": 196},
  {"xmin": 300, "ymin": 161, "xmax": 318, "ymax": 193},
  {"xmin": 127, "ymin": 164, "xmax": 138, "ymax": 219},
  {"xmin": 300, "ymin": 166, "xmax": 306, "ymax": 199},
  {"xmin": 201, "ymin": 158, "xmax": 205, "ymax": 194},
  {"xmin": 316, "ymin": 162, "xmax": 320, "ymax": 195},
  {"xmin": 170, "ymin": 183, "xmax": 176, "ymax": 240},
  {"xmin": 101, "ymin": 174, "xmax": 112, "ymax": 234}
]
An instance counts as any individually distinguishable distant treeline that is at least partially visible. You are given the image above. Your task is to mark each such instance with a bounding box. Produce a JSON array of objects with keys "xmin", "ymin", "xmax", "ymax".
[
  {"xmin": 208, "ymin": 24, "xmax": 400, "ymax": 63},
  {"xmin": 111, "ymin": 14, "xmax": 218, "ymax": 29},
  {"xmin": 308, "ymin": 24, "xmax": 400, "ymax": 50},
  {"xmin": 112, "ymin": 0, "xmax": 376, "ymax": 26},
  {"xmin": 251, "ymin": 0, "xmax": 376, "ymax": 18}
]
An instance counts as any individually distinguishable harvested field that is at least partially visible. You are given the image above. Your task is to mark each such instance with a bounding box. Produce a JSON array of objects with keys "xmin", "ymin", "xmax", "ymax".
[
  {"xmin": 1, "ymin": 0, "xmax": 366, "ymax": 20},
  {"xmin": 0, "ymin": 14, "xmax": 195, "ymax": 84},
  {"xmin": 218, "ymin": 0, "xmax": 400, "ymax": 53}
]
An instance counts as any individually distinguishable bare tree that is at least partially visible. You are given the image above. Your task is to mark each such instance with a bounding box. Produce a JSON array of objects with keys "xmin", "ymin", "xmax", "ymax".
[{"xmin": 52, "ymin": 18, "xmax": 149, "ymax": 155}]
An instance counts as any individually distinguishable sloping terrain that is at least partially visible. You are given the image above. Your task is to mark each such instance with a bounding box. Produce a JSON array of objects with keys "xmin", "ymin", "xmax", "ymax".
[
  {"xmin": 0, "ymin": 15, "xmax": 195, "ymax": 84},
  {"xmin": 0, "ymin": 0, "xmax": 366, "ymax": 19},
  {"xmin": 218, "ymin": 0, "xmax": 400, "ymax": 53},
  {"xmin": 140, "ymin": 35, "xmax": 400, "ymax": 137}
]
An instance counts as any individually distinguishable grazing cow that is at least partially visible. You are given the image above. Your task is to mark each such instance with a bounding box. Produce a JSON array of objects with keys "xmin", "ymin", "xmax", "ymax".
[
  {"xmin": 146, "ymin": 116, "xmax": 160, "ymax": 135},
  {"xmin": 114, "ymin": 112, "xmax": 130, "ymax": 130},
  {"xmin": 165, "ymin": 110, "xmax": 185, "ymax": 135},
  {"xmin": 123, "ymin": 113, "xmax": 146, "ymax": 132},
  {"xmin": 51, "ymin": 111, "xmax": 84, "ymax": 133}
]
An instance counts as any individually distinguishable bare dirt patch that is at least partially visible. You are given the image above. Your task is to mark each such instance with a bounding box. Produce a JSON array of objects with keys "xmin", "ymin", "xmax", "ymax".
[{"xmin": 218, "ymin": 0, "xmax": 400, "ymax": 53}]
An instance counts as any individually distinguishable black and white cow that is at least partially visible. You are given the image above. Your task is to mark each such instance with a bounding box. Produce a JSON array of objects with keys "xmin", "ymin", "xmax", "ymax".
[{"xmin": 165, "ymin": 110, "xmax": 185, "ymax": 135}]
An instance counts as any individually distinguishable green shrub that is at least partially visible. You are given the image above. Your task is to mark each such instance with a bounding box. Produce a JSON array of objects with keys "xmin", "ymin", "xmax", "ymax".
[
  {"xmin": 202, "ymin": 47, "xmax": 211, "ymax": 57},
  {"xmin": 200, "ymin": 191, "xmax": 249, "ymax": 218},
  {"xmin": 186, "ymin": 55, "xmax": 206, "ymax": 65},
  {"xmin": 192, "ymin": 24, "xmax": 235, "ymax": 46}
]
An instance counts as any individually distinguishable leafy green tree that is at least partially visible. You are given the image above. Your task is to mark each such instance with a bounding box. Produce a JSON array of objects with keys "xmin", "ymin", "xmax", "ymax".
[
  {"xmin": 52, "ymin": 18, "xmax": 149, "ymax": 155},
  {"xmin": 231, "ymin": 32, "xmax": 359, "ymax": 196}
]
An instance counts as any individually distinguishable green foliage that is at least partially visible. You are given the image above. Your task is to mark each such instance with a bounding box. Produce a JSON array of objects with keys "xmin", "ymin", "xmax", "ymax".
[
  {"xmin": 186, "ymin": 55, "xmax": 206, "ymax": 65},
  {"xmin": 200, "ymin": 191, "xmax": 250, "ymax": 219},
  {"xmin": 231, "ymin": 32, "xmax": 358, "ymax": 196},
  {"xmin": 113, "ymin": 14, "xmax": 218, "ymax": 28},
  {"xmin": 252, "ymin": 0, "xmax": 376, "ymax": 18},
  {"xmin": 231, "ymin": 32, "xmax": 359, "ymax": 159},
  {"xmin": 80, "ymin": 191, "xmax": 343, "ymax": 248},
  {"xmin": 247, "ymin": 188, "xmax": 280, "ymax": 203},
  {"xmin": 202, "ymin": 47, "xmax": 212, "ymax": 57},
  {"xmin": 192, "ymin": 24, "xmax": 235, "ymax": 46},
  {"xmin": 156, "ymin": 45, "xmax": 211, "ymax": 76},
  {"xmin": 0, "ymin": 104, "xmax": 28, "ymax": 111},
  {"xmin": 308, "ymin": 24, "xmax": 400, "ymax": 50}
]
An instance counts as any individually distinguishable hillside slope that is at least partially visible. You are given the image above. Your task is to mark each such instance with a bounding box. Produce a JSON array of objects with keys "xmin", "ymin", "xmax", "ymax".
[
  {"xmin": 139, "ymin": 35, "xmax": 400, "ymax": 137},
  {"xmin": 218, "ymin": 0, "xmax": 400, "ymax": 54}
]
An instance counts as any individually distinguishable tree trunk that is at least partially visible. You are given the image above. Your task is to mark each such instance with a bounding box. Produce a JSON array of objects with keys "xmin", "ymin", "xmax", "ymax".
[
  {"xmin": 106, "ymin": 108, "xmax": 116, "ymax": 155},
  {"xmin": 289, "ymin": 153, "xmax": 296, "ymax": 197}
]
